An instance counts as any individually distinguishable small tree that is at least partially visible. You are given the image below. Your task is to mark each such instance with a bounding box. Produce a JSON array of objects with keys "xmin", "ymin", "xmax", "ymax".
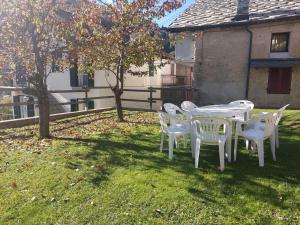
[
  {"xmin": 70, "ymin": 0, "xmax": 183, "ymax": 121},
  {"xmin": 0, "ymin": 0, "xmax": 88, "ymax": 138}
]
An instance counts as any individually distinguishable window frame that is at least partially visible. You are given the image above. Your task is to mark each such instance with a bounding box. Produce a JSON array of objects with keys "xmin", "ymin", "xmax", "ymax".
[{"xmin": 270, "ymin": 32, "xmax": 290, "ymax": 53}]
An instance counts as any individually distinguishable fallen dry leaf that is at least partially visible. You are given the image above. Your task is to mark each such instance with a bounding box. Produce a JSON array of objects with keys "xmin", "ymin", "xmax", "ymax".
[{"xmin": 11, "ymin": 181, "xmax": 17, "ymax": 188}]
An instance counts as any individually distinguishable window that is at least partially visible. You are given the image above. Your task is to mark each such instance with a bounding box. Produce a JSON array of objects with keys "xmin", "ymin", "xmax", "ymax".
[
  {"xmin": 267, "ymin": 68, "xmax": 292, "ymax": 94},
  {"xmin": 70, "ymin": 99, "xmax": 79, "ymax": 112},
  {"xmin": 80, "ymin": 74, "xmax": 89, "ymax": 87},
  {"xmin": 79, "ymin": 72, "xmax": 94, "ymax": 87},
  {"xmin": 271, "ymin": 33, "xmax": 289, "ymax": 52},
  {"xmin": 87, "ymin": 100, "xmax": 94, "ymax": 110},
  {"xmin": 87, "ymin": 72, "xmax": 94, "ymax": 87},
  {"xmin": 26, "ymin": 96, "xmax": 35, "ymax": 117},
  {"xmin": 51, "ymin": 52, "xmax": 63, "ymax": 72},
  {"xmin": 16, "ymin": 64, "xmax": 27, "ymax": 86},
  {"xmin": 13, "ymin": 96, "xmax": 21, "ymax": 119}
]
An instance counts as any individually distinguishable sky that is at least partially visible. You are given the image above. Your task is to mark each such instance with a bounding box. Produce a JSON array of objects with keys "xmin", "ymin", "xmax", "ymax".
[
  {"xmin": 156, "ymin": 0, "xmax": 194, "ymax": 27},
  {"xmin": 102, "ymin": 0, "xmax": 195, "ymax": 28}
]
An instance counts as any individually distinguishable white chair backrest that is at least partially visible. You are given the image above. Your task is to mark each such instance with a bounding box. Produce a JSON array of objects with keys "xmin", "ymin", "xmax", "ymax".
[
  {"xmin": 275, "ymin": 104, "xmax": 289, "ymax": 126},
  {"xmin": 181, "ymin": 101, "xmax": 197, "ymax": 112},
  {"xmin": 256, "ymin": 112, "xmax": 278, "ymax": 138},
  {"xmin": 164, "ymin": 103, "xmax": 183, "ymax": 115},
  {"xmin": 158, "ymin": 111, "xmax": 169, "ymax": 133},
  {"xmin": 229, "ymin": 100, "xmax": 254, "ymax": 110},
  {"xmin": 192, "ymin": 117, "xmax": 229, "ymax": 144}
]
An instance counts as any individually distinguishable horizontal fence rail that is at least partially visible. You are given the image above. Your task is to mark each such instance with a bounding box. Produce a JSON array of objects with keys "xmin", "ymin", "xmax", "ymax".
[{"xmin": 0, "ymin": 85, "xmax": 198, "ymax": 123}]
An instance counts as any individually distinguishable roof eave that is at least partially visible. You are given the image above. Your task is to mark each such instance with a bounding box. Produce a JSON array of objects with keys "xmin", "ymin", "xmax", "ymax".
[
  {"xmin": 251, "ymin": 58, "xmax": 300, "ymax": 68},
  {"xmin": 166, "ymin": 15, "xmax": 300, "ymax": 33}
]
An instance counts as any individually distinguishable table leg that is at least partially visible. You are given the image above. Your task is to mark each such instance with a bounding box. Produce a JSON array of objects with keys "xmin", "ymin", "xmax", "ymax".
[{"xmin": 226, "ymin": 122, "xmax": 232, "ymax": 162}]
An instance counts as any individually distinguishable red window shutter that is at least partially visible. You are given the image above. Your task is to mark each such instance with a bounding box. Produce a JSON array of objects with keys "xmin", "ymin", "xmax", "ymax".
[
  {"xmin": 268, "ymin": 68, "xmax": 292, "ymax": 94},
  {"xmin": 268, "ymin": 68, "xmax": 280, "ymax": 93},
  {"xmin": 280, "ymin": 68, "xmax": 292, "ymax": 94}
]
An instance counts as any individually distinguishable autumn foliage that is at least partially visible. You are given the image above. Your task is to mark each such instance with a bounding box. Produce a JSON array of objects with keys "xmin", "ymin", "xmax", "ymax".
[
  {"xmin": 0, "ymin": 0, "xmax": 89, "ymax": 138},
  {"xmin": 0, "ymin": 0, "xmax": 183, "ymax": 136},
  {"xmin": 68, "ymin": 0, "xmax": 184, "ymax": 121}
]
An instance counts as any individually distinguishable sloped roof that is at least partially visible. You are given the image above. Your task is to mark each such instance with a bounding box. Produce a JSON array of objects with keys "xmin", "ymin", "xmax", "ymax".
[{"xmin": 168, "ymin": 0, "xmax": 300, "ymax": 31}]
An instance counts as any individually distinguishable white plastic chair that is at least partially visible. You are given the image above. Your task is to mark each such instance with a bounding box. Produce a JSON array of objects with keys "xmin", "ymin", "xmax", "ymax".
[
  {"xmin": 234, "ymin": 112, "xmax": 278, "ymax": 167},
  {"xmin": 255, "ymin": 104, "xmax": 289, "ymax": 149},
  {"xmin": 181, "ymin": 101, "xmax": 198, "ymax": 112},
  {"xmin": 164, "ymin": 103, "xmax": 190, "ymax": 129},
  {"xmin": 274, "ymin": 104, "xmax": 289, "ymax": 148},
  {"xmin": 192, "ymin": 117, "xmax": 229, "ymax": 171},
  {"xmin": 158, "ymin": 111, "xmax": 188, "ymax": 160}
]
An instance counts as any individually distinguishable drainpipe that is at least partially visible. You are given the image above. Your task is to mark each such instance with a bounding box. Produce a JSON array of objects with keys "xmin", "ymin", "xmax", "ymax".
[{"xmin": 245, "ymin": 26, "xmax": 252, "ymax": 99}]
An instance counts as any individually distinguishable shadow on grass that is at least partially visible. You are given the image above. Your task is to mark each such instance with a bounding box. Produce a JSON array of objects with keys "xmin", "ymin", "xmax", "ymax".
[
  {"xmin": 52, "ymin": 122, "xmax": 300, "ymax": 210},
  {"xmin": 51, "ymin": 115, "xmax": 116, "ymax": 133}
]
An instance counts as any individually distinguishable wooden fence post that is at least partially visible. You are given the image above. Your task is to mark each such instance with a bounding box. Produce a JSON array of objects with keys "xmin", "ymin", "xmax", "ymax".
[
  {"xmin": 84, "ymin": 87, "xmax": 88, "ymax": 111},
  {"xmin": 149, "ymin": 86, "xmax": 153, "ymax": 110}
]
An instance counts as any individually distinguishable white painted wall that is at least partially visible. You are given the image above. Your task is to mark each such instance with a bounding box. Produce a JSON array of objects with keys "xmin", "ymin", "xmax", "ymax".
[
  {"xmin": 45, "ymin": 61, "xmax": 167, "ymax": 111},
  {"xmin": 11, "ymin": 58, "xmax": 192, "ymax": 118}
]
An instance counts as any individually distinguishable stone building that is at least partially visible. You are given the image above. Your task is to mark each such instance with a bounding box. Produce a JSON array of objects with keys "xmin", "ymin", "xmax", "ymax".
[{"xmin": 168, "ymin": 0, "xmax": 300, "ymax": 108}]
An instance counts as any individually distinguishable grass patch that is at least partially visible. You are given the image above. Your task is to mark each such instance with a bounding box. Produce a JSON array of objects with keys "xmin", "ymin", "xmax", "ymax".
[{"xmin": 0, "ymin": 110, "xmax": 299, "ymax": 224}]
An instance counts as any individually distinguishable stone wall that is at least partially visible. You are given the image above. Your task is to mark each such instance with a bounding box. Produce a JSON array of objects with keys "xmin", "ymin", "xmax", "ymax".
[
  {"xmin": 193, "ymin": 27, "xmax": 250, "ymax": 105},
  {"xmin": 248, "ymin": 20, "xmax": 300, "ymax": 108},
  {"xmin": 248, "ymin": 67, "xmax": 300, "ymax": 108},
  {"xmin": 192, "ymin": 20, "xmax": 300, "ymax": 108}
]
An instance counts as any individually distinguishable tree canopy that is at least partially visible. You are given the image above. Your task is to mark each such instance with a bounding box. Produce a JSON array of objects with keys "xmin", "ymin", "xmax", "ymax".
[{"xmin": 68, "ymin": 0, "xmax": 184, "ymax": 120}]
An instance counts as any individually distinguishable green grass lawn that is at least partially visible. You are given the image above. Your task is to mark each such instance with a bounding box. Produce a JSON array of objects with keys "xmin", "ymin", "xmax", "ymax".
[{"xmin": 0, "ymin": 110, "xmax": 299, "ymax": 225}]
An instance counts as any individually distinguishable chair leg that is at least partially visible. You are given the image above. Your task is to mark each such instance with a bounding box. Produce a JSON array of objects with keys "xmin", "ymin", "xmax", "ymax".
[
  {"xmin": 270, "ymin": 133, "xmax": 276, "ymax": 161},
  {"xmin": 234, "ymin": 131, "xmax": 238, "ymax": 161},
  {"xmin": 175, "ymin": 136, "xmax": 179, "ymax": 148},
  {"xmin": 251, "ymin": 141, "xmax": 256, "ymax": 151},
  {"xmin": 183, "ymin": 133, "xmax": 187, "ymax": 148},
  {"xmin": 275, "ymin": 126, "xmax": 279, "ymax": 149},
  {"xmin": 194, "ymin": 138, "xmax": 201, "ymax": 168},
  {"xmin": 245, "ymin": 139, "xmax": 249, "ymax": 150},
  {"xmin": 191, "ymin": 131, "xmax": 195, "ymax": 158},
  {"xmin": 168, "ymin": 134, "xmax": 174, "ymax": 160},
  {"xmin": 219, "ymin": 142, "xmax": 225, "ymax": 171},
  {"xmin": 160, "ymin": 133, "xmax": 164, "ymax": 152},
  {"xmin": 257, "ymin": 140, "xmax": 264, "ymax": 167}
]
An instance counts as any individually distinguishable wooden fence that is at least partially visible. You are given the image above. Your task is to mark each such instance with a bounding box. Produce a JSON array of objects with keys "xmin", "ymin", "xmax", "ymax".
[{"xmin": 0, "ymin": 85, "xmax": 198, "ymax": 122}]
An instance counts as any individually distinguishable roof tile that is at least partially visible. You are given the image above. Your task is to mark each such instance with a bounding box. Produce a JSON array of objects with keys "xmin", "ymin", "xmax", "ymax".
[{"xmin": 169, "ymin": 0, "xmax": 300, "ymax": 29}]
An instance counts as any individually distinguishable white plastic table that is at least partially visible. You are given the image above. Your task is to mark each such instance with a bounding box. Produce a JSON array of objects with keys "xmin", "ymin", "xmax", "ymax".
[{"xmin": 188, "ymin": 104, "xmax": 252, "ymax": 162}]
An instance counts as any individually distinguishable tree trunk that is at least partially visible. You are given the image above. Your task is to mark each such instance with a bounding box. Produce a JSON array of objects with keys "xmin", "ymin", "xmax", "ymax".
[
  {"xmin": 38, "ymin": 90, "xmax": 50, "ymax": 139},
  {"xmin": 114, "ymin": 89, "xmax": 124, "ymax": 122}
]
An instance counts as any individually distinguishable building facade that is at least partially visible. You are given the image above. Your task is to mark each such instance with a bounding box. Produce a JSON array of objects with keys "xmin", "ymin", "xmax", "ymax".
[
  {"xmin": 168, "ymin": 0, "xmax": 300, "ymax": 108},
  {"xmin": 9, "ymin": 59, "xmax": 192, "ymax": 119}
]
